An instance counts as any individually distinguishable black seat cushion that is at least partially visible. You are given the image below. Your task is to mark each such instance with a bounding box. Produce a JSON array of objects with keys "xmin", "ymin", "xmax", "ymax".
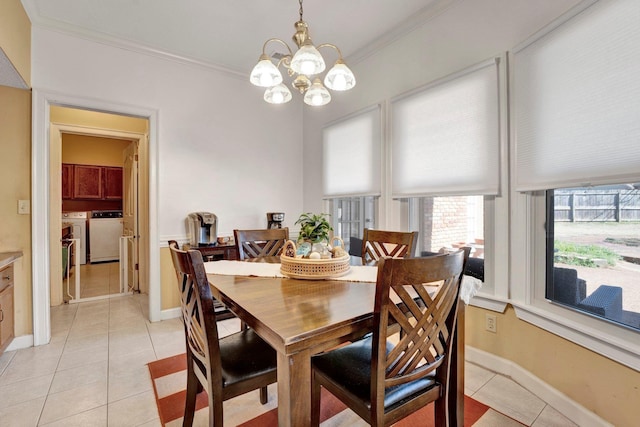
[
  {"xmin": 312, "ymin": 335, "xmax": 437, "ymax": 411},
  {"xmin": 219, "ymin": 329, "xmax": 277, "ymax": 386}
]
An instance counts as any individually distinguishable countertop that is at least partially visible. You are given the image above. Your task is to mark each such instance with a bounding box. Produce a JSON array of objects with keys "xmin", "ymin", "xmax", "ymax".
[{"xmin": 0, "ymin": 251, "xmax": 23, "ymax": 270}]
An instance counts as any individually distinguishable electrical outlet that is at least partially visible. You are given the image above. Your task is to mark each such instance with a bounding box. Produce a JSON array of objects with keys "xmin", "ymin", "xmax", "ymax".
[
  {"xmin": 485, "ymin": 313, "xmax": 497, "ymax": 333},
  {"xmin": 18, "ymin": 199, "xmax": 30, "ymax": 214}
]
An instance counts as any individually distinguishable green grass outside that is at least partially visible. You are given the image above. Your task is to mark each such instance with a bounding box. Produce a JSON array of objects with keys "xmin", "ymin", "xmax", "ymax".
[{"xmin": 554, "ymin": 241, "xmax": 620, "ymax": 267}]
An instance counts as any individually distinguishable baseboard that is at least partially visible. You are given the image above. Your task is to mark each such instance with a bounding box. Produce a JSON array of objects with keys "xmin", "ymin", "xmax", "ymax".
[
  {"xmin": 465, "ymin": 346, "xmax": 613, "ymax": 427},
  {"xmin": 6, "ymin": 334, "xmax": 34, "ymax": 351},
  {"xmin": 160, "ymin": 307, "xmax": 181, "ymax": 321}
]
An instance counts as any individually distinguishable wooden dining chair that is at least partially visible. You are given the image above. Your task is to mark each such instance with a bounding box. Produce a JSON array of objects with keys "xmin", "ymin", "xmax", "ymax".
[
  {"xmin": 361, "ymin": 228, "xmax": 419, "ymax": 266},
  {"xmin": 233, "ymin": 227, "xmax": 289, "ymax": 260},
  {"xmin": 310, "ymin": 250, "xmax": 466, "ymax": 427},
  {"xmin": 168, "ymin": 242, "xmax": 277, "ymax": 426}
]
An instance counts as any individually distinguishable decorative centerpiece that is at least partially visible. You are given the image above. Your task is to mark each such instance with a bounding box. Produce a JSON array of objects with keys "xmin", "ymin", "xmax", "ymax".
[{"xmin": 280, "ymin": 213, "xmax": 350, "ymax": 279}]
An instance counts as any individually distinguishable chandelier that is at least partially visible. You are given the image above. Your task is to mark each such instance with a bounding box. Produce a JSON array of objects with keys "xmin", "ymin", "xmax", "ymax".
[{"xmin": 249, "ymin": 0, "xmax": 356, "ymax": 106}]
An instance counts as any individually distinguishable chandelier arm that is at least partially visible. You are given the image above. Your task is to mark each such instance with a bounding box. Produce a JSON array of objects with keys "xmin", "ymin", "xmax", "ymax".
[
  {"xmin": 316, "ymin": 43, "xmax": 344, "ymax": 60},
  {"xmin": 262, "ymin": 38, "xmax": 294, "ymax": 58}
]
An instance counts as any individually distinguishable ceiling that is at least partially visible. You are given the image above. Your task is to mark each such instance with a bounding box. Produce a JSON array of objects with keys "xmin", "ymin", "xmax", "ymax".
[{"xmin": 21, "ymin": 0, "xmax": 451, "ymax": 76}]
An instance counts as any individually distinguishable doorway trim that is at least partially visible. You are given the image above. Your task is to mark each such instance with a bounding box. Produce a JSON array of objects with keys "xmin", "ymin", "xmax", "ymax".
[{"xmin": 32, "ymin": 89, "xmax": 160, "ymax": 345}]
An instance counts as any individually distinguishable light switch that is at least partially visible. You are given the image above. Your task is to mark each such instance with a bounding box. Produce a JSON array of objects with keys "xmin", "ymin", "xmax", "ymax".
[{"xmin": 18, "ymin": 199, "xmax": 30, "ymax": 214}]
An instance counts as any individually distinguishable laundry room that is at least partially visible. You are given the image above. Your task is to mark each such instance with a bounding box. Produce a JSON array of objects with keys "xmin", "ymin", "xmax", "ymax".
[{"xmin": 61, "ymin": 132, "xmax": 130, "ymax": 300}]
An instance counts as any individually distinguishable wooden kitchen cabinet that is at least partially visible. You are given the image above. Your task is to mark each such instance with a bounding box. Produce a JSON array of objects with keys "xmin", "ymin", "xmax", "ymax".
[
  {"xmin": 61, "ymin": 163, "xmax": 74, "ymax": 199},
  {"xmin": 0, "ymin": 263, "xmax": 15, "ymax": 353},
  {"xmin": 73, "ymin": 164, "xmax": 103, "ymax": 199},
  {"xmin": 62, "ymin": 164, "xmax": 123, "ymax": 201},
  {"xmin": 103, "ymin": 166, "xmax": 123, "ymax": 199}
]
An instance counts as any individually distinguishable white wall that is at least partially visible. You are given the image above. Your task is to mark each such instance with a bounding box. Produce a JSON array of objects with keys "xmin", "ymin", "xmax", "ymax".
[
  {"xmin": 31, "ymin": 27, "xmax": 304, "ymax": 238},
  {"xmin": 301, "ymin": 0, "xmax": 581, "ymax": 220}
]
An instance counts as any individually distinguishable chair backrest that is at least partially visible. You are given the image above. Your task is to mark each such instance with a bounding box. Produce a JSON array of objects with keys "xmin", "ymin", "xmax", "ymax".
[
  {"xmin": 234, "ymin": 227, "xmax": 289, "ymax": 260},
  {"xmin": 371, "ymin": 250, "xmax": 465, "ymax": 415},
  {"xmin": 168, "ymin": 243, "xmax": 221, "ymax": 386},
  {"xmin": 361, "ymin": 228, "xmax": 418, "ymax": 265}
]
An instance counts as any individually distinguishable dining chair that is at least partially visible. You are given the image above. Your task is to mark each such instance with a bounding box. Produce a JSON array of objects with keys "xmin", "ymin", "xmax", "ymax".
[
  {"xmin": 233, "ymin": 227, "xmax": 289, "ymax": 260},
  {"xmin": 361, "ymin": 228, "xmax": 419, "ymax": 266},
  {"xmin": 168, "ymin": 242, "xmax": 277, "ymax": 426},
  {"xmin": 310, "ymin": 250, "xmax": 466, "ymax": 427}
]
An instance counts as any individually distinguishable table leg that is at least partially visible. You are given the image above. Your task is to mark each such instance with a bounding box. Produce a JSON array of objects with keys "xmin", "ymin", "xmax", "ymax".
[{"xmin": 277, "ymin": 349, "xmax": 312, "ymax": 427}]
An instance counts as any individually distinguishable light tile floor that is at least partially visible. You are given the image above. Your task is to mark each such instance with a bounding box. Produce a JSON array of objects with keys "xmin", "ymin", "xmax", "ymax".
[
  {"xmin": 64, "ymin": 261, "xmax": 122, "ymax": 300},
  {"xmin": 0, "ymin": 292, "xmax": 578, "ymax": 426}
]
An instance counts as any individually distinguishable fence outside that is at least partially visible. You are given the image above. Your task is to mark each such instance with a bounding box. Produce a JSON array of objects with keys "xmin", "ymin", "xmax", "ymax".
[{"xmin": 554, "ymin": 190, "xmax": 640, "ymax": 222}]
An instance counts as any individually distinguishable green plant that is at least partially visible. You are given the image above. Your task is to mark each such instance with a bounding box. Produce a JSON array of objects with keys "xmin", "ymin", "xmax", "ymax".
[{"xmin": 295, "ymin": 212, "xmax": 333, "ymax": 243}]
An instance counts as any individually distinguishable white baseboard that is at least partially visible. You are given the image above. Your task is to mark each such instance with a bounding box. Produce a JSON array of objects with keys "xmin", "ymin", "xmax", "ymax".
[
  {"xmin": 6, "ymin": 334, "xmax": 34, "ymax": 351},
  {"xmin": 465, "ymin": 346, "xmax": 613, "ymax": 427},
  {"xmin": 160, "ymin": 307, "xmax": 181, "ymax": 321}
]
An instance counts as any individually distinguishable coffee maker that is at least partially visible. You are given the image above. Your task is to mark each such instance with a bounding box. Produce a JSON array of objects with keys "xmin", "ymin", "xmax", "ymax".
[
  {"xmin": 267, "ymin": 212, "xmax": 285, "ymax": 229},
  {"xmin": 187, "ymin": 212, "xmax": 218, "ymax": 246}
]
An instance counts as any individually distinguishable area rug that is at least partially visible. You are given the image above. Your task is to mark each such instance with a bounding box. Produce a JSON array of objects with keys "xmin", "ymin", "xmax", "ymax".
[{"xmin": 149, "ymin": 353, "xmax": 490, "ymax": 426}]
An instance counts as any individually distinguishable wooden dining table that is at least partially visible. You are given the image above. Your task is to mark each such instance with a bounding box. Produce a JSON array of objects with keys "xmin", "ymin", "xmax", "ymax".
[{"xmin": 205, "ymin": 259, "xmax": 464, "ymax": 427}]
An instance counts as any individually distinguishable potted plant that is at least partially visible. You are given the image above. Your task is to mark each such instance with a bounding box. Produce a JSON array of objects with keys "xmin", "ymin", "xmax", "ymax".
[{"xmin": 295, "ymin": 212, "xmax": 333, "ymax": 244}]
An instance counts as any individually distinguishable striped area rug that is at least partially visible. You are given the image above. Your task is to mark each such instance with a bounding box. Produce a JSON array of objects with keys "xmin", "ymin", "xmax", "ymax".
[{"xmin": 148, "ymin": 353, "xmax": 491, "ymax": 426}]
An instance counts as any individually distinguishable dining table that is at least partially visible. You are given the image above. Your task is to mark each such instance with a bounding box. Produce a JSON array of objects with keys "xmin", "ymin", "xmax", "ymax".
[{"xmin": 205, "ymin": 258, "xmax": 465, "ymax": 427}]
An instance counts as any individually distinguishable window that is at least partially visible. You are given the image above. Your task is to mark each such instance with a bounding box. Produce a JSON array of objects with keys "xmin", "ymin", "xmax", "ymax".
[
  {"xmin": 546, "ymin": 184, "xmax": 640, "ymax": 331},
  {"xmin": 511, "ymin": 0, "xmax": 640, "ymax": 368},
  {"xmin": 410, "ymin": 195, "xmax": 484, "ymax": 259},
  {"xmin": 329, "ymin": 196, "xmax": 377, "ymax": 255}
]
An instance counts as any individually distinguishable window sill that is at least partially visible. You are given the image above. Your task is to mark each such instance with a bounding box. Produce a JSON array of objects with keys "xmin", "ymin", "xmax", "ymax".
[{"xmin": 468, "ymin": 293, "xmax": 508, "ymax": 313}]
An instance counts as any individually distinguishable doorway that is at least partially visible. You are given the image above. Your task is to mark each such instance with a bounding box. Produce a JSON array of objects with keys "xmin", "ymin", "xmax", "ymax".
[
  {"xmin": 54, "ymin": 128, "xmax": 142, "ymax": 303},
  {"xmin": 32, "ymin": 90, "xmax": 160, "ymax": 346}
]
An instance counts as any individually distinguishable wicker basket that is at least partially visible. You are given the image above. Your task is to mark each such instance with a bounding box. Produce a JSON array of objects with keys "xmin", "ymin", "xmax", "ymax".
[{"xmin": 280, "ymin": 238, "xmax": 351, "ymax": 279}]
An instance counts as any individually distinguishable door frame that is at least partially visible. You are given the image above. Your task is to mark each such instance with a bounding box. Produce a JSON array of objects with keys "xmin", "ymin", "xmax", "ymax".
[{"xmin": 32, "ymin": 89, "xmax": 160, "ymax": 345}]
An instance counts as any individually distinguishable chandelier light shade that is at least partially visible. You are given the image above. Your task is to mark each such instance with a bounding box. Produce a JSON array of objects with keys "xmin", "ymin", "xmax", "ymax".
[{"xmin": 249, "ymin": 0, "xmax": 356, "ymax": 106}]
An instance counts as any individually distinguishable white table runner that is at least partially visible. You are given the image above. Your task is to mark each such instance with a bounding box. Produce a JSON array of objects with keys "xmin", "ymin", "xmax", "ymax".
[{"xmin": 204, "ymin": 260, "xmax": 482, "ymax": 303}]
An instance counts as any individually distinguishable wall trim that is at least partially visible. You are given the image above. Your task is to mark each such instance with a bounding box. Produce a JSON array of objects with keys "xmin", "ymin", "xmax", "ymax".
[
  {"xmin": 6, "ymin": 334, "xmax": 34, "ymax": 352},
  {"xmin": 161, "ymin": 307, "xmax": 181, "ymax": 321},
  {"xmin": 466, "ymin": 346, "xmax": 613, "ymax": 427}
]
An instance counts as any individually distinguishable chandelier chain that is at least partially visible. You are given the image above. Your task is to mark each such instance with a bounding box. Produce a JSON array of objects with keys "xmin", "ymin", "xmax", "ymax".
[{"xmin": 298, "ymin": 0, "xmax": 304, "ymax": 21}]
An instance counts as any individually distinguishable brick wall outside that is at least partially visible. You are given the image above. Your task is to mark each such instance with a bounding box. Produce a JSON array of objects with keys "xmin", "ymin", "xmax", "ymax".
[{"xmin": 421, "ymin": 196, "xmax": 469, "ymax": 252}]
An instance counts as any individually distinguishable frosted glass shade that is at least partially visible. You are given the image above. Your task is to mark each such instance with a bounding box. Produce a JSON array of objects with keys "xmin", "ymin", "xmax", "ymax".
[
  {"xmin": 264, "ymin": 83, "xmax": 292, "ymax": 104},
  {"xmin": 324, "ymin": 61, "xmax": 356, "ymax": 91},
  {"xmin": 304, "ymin": 79, "xmax": 331, "ymax": 106},
  {"xmin": 250, "ymin": 56, "xmax": 283, "ymax": 87},
  {"xmin": 291, "ymin": 44, "xmax": 325, "ymax": 76}
]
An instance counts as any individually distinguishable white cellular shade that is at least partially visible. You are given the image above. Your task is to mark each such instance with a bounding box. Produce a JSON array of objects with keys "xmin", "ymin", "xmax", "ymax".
[
  {"xmin": 514, "ymin": 0, "xmax": 640, "ymax": 191},
  {"xmin": 323, "ymin": 107, "xmax": 381, "ymax": 197},
  {"xmin": 391, "ymin": 60, "xmax": 500, "ymax": 198}
]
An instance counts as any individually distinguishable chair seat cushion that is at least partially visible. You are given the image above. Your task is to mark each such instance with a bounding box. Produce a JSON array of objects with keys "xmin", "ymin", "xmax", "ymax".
[
  {"xmin": 219, "ymin": 329, "xmax": 277, "ymax": 386},
  {"xmin": 312, "ymin": 336, "xmax": 438, "ymax": 411}
]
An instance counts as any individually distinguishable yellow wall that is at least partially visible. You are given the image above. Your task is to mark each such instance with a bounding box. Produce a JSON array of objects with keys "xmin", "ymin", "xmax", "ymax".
[
  {"xmin": 466, "ymin": 305, "xmax": 639, "ymax": 426},
  {"xmin": 62, "ymin": 134, "xmax": 131, "ymax": 166},
  {"xmin": 0, "ymin": 0, "xmax": 31, "ymax": 86},
  {"xmin": 160, "ymin": 248, "xmax": 181, "ymax": 310},
  {"xmin": 0, "ymin": 86, "xmax": 32, "ymax": 337}
]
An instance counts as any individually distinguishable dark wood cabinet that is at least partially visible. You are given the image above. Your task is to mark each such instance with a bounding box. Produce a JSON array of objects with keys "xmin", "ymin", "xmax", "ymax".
[
  {"xmin": 184, "ymin": 244, "xmax": 238, "ymax": 261},
  {"xmin": 62, "ymin": 163, "xmax": 123, "ymax": 201},
  {"xmin": 103, "ymin": 167, "xmax": 123, "ymax": 199},
  {"xmin": 73, "ymin": 165, "xmax": 102, "ymax": 199},
  {"xmin": 61, "ymin": 164, "xmax": 74, "ymax": 199}
]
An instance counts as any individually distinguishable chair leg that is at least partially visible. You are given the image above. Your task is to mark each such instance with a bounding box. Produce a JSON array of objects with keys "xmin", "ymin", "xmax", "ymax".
[
  {"xmin": 434, "ymin": 394, "xmax": 449, "ymax": 427},
  {"xmin": 259, "ymin": 386, "xmax": 268, "ymax": 404},
  {"xmin": 310, "ymin": 372, "xmax": 322, "ymax": 427},
  {"xmin": 183, "ymin": 363, "xmax": 198, "ymax": 427}
]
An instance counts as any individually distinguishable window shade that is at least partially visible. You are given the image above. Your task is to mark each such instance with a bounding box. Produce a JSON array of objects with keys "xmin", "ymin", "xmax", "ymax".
[
  {"xmin": 323, "ymin": 106, "xmax": 381, "ymax": 198},
  {"xmin": 513, "ymin": 0, "xmax": 640, "ymax": 191},
  {"xmin": 391, "ymin": 59, "xmax": 500, "ymax": 198}
]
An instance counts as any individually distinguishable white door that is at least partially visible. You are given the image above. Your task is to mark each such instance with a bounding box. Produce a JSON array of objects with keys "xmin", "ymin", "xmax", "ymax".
[{"xmin": 123, "ymin": 142, "xmax": 139, "ymax": 292}]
